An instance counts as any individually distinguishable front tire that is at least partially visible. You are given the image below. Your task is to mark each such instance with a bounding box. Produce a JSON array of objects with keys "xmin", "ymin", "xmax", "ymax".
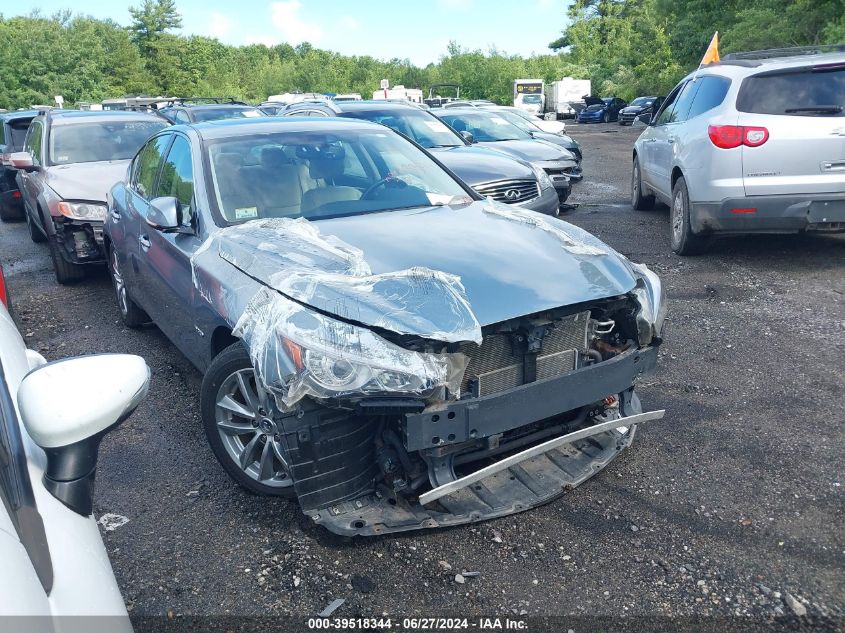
[
  {"xmin": 26, "ymin": 211, "xmax": 46, "ymax": 243},
  {"xmin": 108, "ymin": 246, "xmax": 149, "ymax": 328},
  {"xmin": 670, "ymin": 176, "xmax": 708, "ymax": 255},
  {"xmin": 631, "ymin": 157, "xmax": 655, "ymax": 211},
  {"xmin": 201, "ymin": 342, "xmax": 296, "ymax": 498},
  {"xmin": 49, "ymin": 238, "xmax": 86, "ymax": 284},
  {"xmin": 602, "ymin": 111, "xmax": 610, "ymax": 123}
]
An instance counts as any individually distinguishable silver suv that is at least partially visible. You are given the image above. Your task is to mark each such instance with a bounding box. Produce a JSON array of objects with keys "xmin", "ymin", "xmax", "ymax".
[{"xmin": 632, "ymin": 46, "xmax": 845, "ymax": 254}]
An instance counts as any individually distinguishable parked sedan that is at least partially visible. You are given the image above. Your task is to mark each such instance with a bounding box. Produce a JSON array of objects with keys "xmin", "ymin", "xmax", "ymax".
[
  {"xmin": 105, "ymin": 117, "xmax": 666, "ymax": 536},
  {"xmin": 0, "ymin": 110, "xmax": 38, "ymax": 221},
  {"xmin": 618, "ymin": 96, "xmax": 662, "ymax": 126},
  {"xmin": 483, "ymin": 106, "xmax": 583, "ymax": 164},
  {"xmin": 282, "ymin": 100, "xmax": 561, "ymax": 213},
  {"xmin": 434, "ymin": 108, "xmax": 582, "ymax": 199},
  {"xmin": 0, "ymin": 266, "xmax": 148, "ymax": 625},
  {"xmin": 156, "ymin": 101, "xmax": 265, "ymax": 124},
  {"xmin": 11, "ymin": 110, "xmax": 168, "ymax": 283},
  {"xmin": 576, "ymin": 96, "xmax": 628, "ymax": 123}
]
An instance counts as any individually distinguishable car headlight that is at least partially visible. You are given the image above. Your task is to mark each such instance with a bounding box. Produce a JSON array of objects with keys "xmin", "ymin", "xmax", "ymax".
[
  {"xmin": 56, "ymin": 201, "xmax": 107, "ymax": 222},
  {"xmin": 234, "ymin": 288, "xmax": 467, "ymax": 407},
  {"xmin": 530, "ymin": 164, "xmax": 554, "ymax": 190},
  {"xmin": 630, "ymin": 263, "xmax": 667, "ymax": 346}
]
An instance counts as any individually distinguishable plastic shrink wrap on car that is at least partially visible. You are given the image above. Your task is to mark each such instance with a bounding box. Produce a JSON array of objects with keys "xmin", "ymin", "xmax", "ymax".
[
  {"xmin": 192, "ymin": 218, "xmax": 481, "ymax": 406},
  {"xmin": 232, "ymin": 286, "xmax": 469, "ymax": 407}
]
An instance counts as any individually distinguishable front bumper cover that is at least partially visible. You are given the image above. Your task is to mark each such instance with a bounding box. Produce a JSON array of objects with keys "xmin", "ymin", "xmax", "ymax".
[{"xmin": 520, "ymin": 185, "xmax": 561, "ymax": 215}]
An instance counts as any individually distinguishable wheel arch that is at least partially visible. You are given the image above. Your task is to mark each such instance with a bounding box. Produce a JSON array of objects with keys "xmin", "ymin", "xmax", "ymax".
[{"xmin": 210, "ymin": 326, "xmax": 240, "ymax": 359}]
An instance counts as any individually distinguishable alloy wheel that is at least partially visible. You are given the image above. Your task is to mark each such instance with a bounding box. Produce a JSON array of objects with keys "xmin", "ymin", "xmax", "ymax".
[
  {"xmin": 671, "ymin": 190, "xmax": 684, "ymax": 242},
  {"xmin": 214, "ymin": 368, "xmax": 293, "ymax": 489},
  {"xmin": 110, "ymin": 249, "xmax": 129, "ymax": 317}
]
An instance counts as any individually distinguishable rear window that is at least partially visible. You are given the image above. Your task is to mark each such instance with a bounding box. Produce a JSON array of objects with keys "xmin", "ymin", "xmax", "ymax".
[
  {"xmin": 686, "ymin": 76, "xmax": 731, "ymax": 119},
  {"xmin": 8, "ymin": 122, "xmax": 32, "ymax": 151},
  {"xmin": 737, "ymin": 66, "xmax": 845, "ymax": 116}
]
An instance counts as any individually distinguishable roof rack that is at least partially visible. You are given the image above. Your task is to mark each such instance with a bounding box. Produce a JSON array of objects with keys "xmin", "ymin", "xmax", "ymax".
[
  {"xmin": 164, "ymin": 96, "xmax": 247, "ymax": 107},
  {"xmin": 723, "ymin": 44, "xmax": 845, "ymax": 61}
]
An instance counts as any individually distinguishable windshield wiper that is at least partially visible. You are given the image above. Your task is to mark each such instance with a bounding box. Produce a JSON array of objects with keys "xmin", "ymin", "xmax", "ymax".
[
  {"xmin": 784, "ymin": 105, "xmax": 843, "ymax": 114},
  {"xmin": 428, "ymin": 144, "xmax": 462, "ymax": 148}
]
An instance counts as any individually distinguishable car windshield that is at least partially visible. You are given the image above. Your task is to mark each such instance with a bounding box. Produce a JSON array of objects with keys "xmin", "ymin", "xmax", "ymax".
[
  {"xmin": 522, "ymin": 95, "xmax": 543, "ymax": 105},
  {"xmin": 341, "ymin": 108, "xmax": 463, "ymax": 148},
  {"xmin": 50, "ymin": 120, "xmax": 168, "ymax": 165},
  {"xmin": 192, "ymin": 107, "xmax": 264, "ymax": 122},
  {"xmin": 630, "ymin": 97, "xmax": 654, "ymax": 107},
  {"xmin": 438, "ymin": 112, "xmax": 530, "ymax": 142},
  {"xmin": 492, "ymin": 110, "xmax": 538, "ymax": 132},
  {"xmin": 207, "ymin": 129, "xmax": 473, "ymax": 224},
  {"xmin": 736, "ymin": 66, "xmax": 845, "ymax": 116}
]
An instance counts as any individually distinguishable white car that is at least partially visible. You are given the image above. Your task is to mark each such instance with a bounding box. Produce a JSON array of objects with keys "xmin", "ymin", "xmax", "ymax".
[
  {"xmin": 480, "ymin": 105, "xmax": 567, "ymax": 134},
  {"xmin": 0, "ymin": 263, "xmax": 149, "ymax": 628}
]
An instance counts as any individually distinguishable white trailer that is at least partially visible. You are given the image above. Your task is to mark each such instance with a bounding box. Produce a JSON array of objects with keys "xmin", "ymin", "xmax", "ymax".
[
  {"xmin": 372, "ymin": 85, "xmax": 423, "ymax": 103},
  {"xmin": 546, "ymin": 78, "xmax": 592, "ymax": 119},
  {"xmin": 513, "ymin": 79, "xmax": 545, "ymax": 115}
]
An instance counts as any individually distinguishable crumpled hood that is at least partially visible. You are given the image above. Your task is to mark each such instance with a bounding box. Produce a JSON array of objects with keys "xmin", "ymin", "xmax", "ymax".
[
  {"xmin": 46, "ymin": 161, "xmax": 129, "ymax": 203},
  {"xmin": 478, "ymin": 139, "xmax": 575, "ymax": 165},
  {"xmin": 431, "ymin": 145, "xmax": 534, "ymax": 185},
  {"xmin": 215, "ymin": 202, "xmax": 637, "ymax": 333}
]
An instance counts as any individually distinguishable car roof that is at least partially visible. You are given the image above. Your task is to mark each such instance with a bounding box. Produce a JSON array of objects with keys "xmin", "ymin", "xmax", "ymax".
[
  {"xmin": 171, "ymin": 103, "xmax": 257, "ymax": 111},
  {"xmin": 693, "ymin": 49, "xmax": 845, "ymax": 80},
  {"xmin": 1, "ymin": 110, "xmax": 39, "ymax": 122},
  {"xmin": 336, "ymin": 101, "xmax": 420, "ymax": 112},
  {"xmin": 184, "ymin": 116, "xmax": 387, "ymax": 140},
  {"xmin": 432, "ymin": 108, "xmax": 488, "ymax": 115},
  {"xmin": 42, "ymin": 110, "xmax": 164, "ymax": 126}
]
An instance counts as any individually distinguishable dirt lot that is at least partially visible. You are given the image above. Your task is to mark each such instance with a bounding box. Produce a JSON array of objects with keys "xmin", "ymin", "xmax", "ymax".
[{"xmin": 1, "ymin": 122, "xmax": 843, "ymax": 629}]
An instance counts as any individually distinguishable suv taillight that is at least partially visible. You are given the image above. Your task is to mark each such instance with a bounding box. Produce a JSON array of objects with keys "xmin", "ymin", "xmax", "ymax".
[
  {"xmin": 708, "ymin": 125, "xmax": 769, "ymax": 149},
  {"xmin": 0, "ymin": 265, "xmax": 8, "ymax": 309}
]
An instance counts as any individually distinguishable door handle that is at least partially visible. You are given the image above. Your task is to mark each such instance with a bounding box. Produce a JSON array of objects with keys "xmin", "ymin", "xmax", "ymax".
[
  {"xmin": 667, "ymin": 138, "xmax": 676, "ymax": 144},
  {"xmin": 139, "ymin": 235, "xmax": 151, "ymax": 251}
]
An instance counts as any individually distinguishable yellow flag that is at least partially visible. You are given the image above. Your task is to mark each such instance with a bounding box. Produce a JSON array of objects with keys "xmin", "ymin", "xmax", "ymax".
[{"xmin": 701, "ymin": 32, "xmax": 720, "ymax": 65}]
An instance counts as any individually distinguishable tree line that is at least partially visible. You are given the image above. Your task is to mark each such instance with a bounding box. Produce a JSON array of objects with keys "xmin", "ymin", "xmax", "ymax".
[{"xmin": 0, "ymin": 0, "xmax": 842, "ymax": 111}]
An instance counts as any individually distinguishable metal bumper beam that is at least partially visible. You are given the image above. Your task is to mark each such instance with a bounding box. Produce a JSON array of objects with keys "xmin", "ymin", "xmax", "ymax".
[{"xmin": 419, "ymin": 409, "xmax": 665, "ymax": 506}]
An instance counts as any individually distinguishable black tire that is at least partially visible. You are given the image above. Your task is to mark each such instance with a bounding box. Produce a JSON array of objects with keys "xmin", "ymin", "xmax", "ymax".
[
  {"xmin": 670, "ymin": 176, "xmax": 708, "ymax": 255},
  {"xmin": 201, "ymin": 342, "xmax": 297, "ymax": 498},
  {"xmin": 602, "ymin": 111, "xmax": 610, "ymax": 123},
  {"xmin": 49, "ymin": 238, "xmax": 86, "ymax": 284},
  {"xmin": 26, "ymin": 210, "xmax": 46, "ymax": 243},
  {"xmin": 0, "ymin": 202, "xmax": 21, "ymax": 222},
  {"xmin": 108, "ymin": 245, "xmax": 149, "ymax": 328},
  {"xmin": 631, "ymin": 157, "xmax": 655, "ymax": 211}
]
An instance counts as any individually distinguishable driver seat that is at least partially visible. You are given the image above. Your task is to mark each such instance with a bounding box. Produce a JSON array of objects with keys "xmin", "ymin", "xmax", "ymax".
[{"xmin": 300, "ymin": 156, "xmax": 360, "ymax": 214}]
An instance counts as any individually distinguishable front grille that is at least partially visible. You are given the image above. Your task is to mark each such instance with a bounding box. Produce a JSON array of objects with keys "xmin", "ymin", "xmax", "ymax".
[
  {"xmin": 475, "ymin": 179, "xmax": 540, "ymax": 204},
  {"xmin": 459, "ymin": 311, "xmax": 590, "ymax": 397}
]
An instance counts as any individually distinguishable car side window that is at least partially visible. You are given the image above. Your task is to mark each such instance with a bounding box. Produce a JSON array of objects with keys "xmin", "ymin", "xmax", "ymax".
[
  {"xmin": 174, "ymin": 110, "xmax": 190, "ymax": 124},
  {"xmin": 686, "ymin": 76, "xmax": 731, "ymax": 120},
  {"xmin": 0, "ymin": 122, "xmax": 5, "ymax": 146},
  {"xmin": 133, "ymin": 135, "xmax": 172, "ymax": 199},
  {"xmin": 155, "ymin": 135, "xmax": 195, "ymax": 226},
  {"xmin": 24, "ymin": 122, "xmax": 43, "ymax": 166},
  {"xmin": 655, "ymin": 82, "xmax": 689, "ymax": 126}
]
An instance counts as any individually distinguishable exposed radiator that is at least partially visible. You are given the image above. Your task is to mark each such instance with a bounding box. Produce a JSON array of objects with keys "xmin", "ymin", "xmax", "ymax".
[{"xmin": 459, "ymin": 311, "xmax": 590, "ymax": 397}]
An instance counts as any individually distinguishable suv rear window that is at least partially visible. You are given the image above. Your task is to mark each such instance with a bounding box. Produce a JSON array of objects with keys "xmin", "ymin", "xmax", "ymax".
[{"xmin": 737, "ymin": 66, "xmax": 845, "ymax": 116}]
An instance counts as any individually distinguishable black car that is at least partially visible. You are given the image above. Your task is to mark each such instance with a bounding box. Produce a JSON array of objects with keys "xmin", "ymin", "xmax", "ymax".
[
  {"xmin": 0, "ymin": 110, "xmax": 38, "ymax": 221},
  {"xmin": 104, "ymin": 117, "xmax": 666, "ymax": 536},
  {"xmin": 433, "ymin": 108, "xmax": 581, "ymax": 200},
  {"xmin": 282, "ymin": 100, "xmax": 562, "ymax": 213},
  {"xmin": 618, "ymin": 96, "xmax": 663, "ymax": 126},
  {"xmin": 156, "ymin": 99, "xmax": 265, "ymax": 124},
  {"xmin": 576, "ymin": 97, "xmax": 628, "ymax": 123}
]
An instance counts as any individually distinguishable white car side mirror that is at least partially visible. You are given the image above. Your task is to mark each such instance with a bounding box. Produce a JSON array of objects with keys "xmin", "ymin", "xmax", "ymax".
[{"xmin": 17, "ymin": 354, "xmax": 150, "ymax": 515}]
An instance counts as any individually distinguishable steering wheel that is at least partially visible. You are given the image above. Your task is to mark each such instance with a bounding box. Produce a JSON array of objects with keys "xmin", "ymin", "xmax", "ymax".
[{"xmin": 361, "ymin": 176, "xmax": 406, "ymax": 200}]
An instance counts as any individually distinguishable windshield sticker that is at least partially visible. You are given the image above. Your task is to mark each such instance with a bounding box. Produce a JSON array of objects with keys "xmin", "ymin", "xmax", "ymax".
[
  {"xmin": 424, "ymin": 121, "xmax": 448, "ymax": 132},
  {"xmin": 235, "ymin": 206, "xmax": 259, "ymax": 219},
  {"xmin": 241, "ymin": 110, "xmax": 262, "ymax": 118},
  {"xmin": 490, "ymin": 117, "xmax": 509, "ymax": 125}
]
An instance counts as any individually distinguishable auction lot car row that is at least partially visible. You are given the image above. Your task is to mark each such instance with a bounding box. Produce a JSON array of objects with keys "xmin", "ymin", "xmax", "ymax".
[{"xmin": 0, "ymin": 44, "xmax": 843, "ymax": 624}]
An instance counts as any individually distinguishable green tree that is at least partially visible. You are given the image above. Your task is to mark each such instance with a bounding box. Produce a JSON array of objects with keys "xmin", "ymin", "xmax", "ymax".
[{"xmin": 128, "ymin": 0, "xmax": 181, "ymax": 52}]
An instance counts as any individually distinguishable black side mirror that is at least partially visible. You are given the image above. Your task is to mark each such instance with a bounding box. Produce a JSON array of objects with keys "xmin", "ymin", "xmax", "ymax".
[
  {"xmin": 459, "ymin": 130, "xmax": 475, "ymax": 144},
  {"xmin": 635, "ymin": 113, "xmax": 653, "ymax": 126},
  {"xmin": 146, "ymin": 196, "xmax": 181, "ymax": 230}
]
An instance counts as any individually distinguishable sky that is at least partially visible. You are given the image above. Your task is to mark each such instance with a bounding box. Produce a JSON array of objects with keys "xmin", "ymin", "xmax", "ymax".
[{"xmin": 6, "ymin": 0, "xmax": 568, "ymax": 67}]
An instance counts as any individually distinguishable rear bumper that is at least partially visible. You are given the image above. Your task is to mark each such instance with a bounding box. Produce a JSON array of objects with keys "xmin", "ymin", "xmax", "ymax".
[
  {"xmin": 520, "ymin": 186, "xmax": 561, "ymax": 215},
  {"xmin": 0, "ymin": 190, "xmax": 24, "ymax": 216},
  {"xmin": 308, "ymin": 345, "xmax": 660, "ymax": 536},
  {"xmin": 691, "ymin": 193, "xmax": 845, "ymax": 234}
]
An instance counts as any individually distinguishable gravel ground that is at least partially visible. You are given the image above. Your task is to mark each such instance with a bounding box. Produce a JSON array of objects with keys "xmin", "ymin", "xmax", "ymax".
[{"xmin": 1, "ymin": 122, "xmax": 843, "ymax": 629}]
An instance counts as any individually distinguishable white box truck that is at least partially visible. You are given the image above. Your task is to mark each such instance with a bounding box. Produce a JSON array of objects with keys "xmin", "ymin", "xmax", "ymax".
[
  {"xmin": 546, "ymin": 78, "xmax": 592, "ymax": 119},
  {"xmin": 513, "ymin": 79, "xmax": 544, "ymax": 116}
]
